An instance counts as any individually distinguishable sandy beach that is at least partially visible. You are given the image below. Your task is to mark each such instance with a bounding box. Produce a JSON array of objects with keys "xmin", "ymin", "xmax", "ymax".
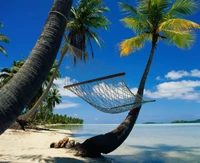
[{"xmin": 0, "ymin": 129, "xmax": 109, "ymax": 163}]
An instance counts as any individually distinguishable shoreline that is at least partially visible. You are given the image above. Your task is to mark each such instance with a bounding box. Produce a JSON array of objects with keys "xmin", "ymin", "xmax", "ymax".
[{"xmin": 0, "ymin": 129, "xmax": 111, "ymax": 163}]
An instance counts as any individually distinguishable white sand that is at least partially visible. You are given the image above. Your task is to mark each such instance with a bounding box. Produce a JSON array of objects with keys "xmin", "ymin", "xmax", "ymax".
[{"xmin": 0, "ymin": 129, "xmax": 109, "ymax": 163}]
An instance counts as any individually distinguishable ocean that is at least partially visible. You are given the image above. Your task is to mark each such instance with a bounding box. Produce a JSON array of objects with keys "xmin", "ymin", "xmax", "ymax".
[{"xmin": 57, "ymin": 124, "xmax": 200, "ymax": 163}]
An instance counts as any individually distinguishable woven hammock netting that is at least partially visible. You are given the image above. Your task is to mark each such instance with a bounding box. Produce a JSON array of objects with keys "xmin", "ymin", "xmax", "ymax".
[{"xmin": 63, "ymin": 44, "xmax": 154, "ymax": 114}]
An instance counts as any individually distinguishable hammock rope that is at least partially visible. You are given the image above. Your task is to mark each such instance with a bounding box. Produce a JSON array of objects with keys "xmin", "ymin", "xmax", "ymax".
[{"xmin": 63, "ymin": 44, "xmax": 155, "ymax": 114}]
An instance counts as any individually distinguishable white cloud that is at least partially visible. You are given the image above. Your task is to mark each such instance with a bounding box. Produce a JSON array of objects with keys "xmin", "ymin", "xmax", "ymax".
[
  {"xmin": 130, "ymin": 87, "xmax": 138, "ymax": 94},
  {"xmin": 191, "ymin": 69, "xmax": 200, "ymax": 77},
  {"xmin": 54, "ymin": 77, "xmax": 78, "ymax": 97},
  {"xmin": 145, "ymin": 80, "xmax": 200, "ymax": 101},
  {"xmin": 165, "ymin": 70, "xmax": 189, "ymax": 80},
  {"xmin": 74, "ymin": 113, "xmax": 78, "ymax": 117},
  {"xmin": 55, "ymin": 102, "xmax": 79, "ymax": 109},
  {"xmin": 165, "ymin": 69, "xmax": 200, "ymax": 80},
  {"xmin": 94, "ymin": 118, "xmax": 99, "ymax": 120},
  {"xmin": 58, "ymin": 88, "xmax": 78, "ymax": 97}
]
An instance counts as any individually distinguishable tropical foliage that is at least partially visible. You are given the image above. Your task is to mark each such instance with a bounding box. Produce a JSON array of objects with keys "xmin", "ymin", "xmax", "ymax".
[
  {"xmin": 42, "ymin": 87, "xmax": 62, "ymax": 124},
  {"xmin": 0, "ymin": 59, "xmax": 61, "ymax": 116},
  {"xmin": 119, "ymin": 0, "xmax": 200, "ymax": 56},
  {"xmin": 62, "ymin": 0, "xmax": 110, "ymax": 61},
  {"xmin": 34, "ymin": 113, "xmax": 84, "ymax": 124},
  {"xmin": 0, "ymin": 58, "xmax": 83, "ymax": 125},
  {"xmin": 119, "ymin": 0, "xmax": 200, "ymax": 96},
  {"xmin": 0, "ymin": 22, "xmax": 10, "ymax": 56}
]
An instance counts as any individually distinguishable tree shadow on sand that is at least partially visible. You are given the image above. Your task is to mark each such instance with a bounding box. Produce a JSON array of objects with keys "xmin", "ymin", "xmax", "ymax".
[
  {"xmin": 106, "ymin": 144, "xmax": 200, "ymax": 163},
  {"xmin": 0, "ymin": 154, "xmax": 110, "ymax": 163}
]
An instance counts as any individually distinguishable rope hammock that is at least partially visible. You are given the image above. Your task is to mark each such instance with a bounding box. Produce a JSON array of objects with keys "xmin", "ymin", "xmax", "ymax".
[{"xmin": 63, "ymin": 44, "xmax": 155, "ymax": 114}]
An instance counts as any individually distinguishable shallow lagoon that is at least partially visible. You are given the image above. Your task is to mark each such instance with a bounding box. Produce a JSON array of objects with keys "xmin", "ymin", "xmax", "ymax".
[{"xmin": 55, "ymin": 124, "xmax": 200, "ymax": 163}]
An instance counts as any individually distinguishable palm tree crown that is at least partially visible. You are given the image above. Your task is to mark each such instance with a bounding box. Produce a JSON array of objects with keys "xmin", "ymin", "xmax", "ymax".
[
  {"xmin": 119, "ymin": 0, "xmax": 200, "ymax": 56},
  {"xmin": 0, "ymin": 23, "xmax": 10, "ymax": 56},
  {"xmin": 62, "ymin": 0, "xmax": 110, "ymax": 61}
]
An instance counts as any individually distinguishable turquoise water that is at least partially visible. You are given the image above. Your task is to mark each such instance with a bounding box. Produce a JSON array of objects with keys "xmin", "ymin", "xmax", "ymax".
[{"xmin": 57, "ymin": 124, "xmax": 200, "ymax": 163}]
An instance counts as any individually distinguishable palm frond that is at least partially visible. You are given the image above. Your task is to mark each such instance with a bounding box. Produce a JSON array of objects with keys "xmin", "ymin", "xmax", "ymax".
[
  {"xmin": 158, "ymin": 18, "xmax": 200, "ymax": 31},
  {"xmin": 118, "ymin": 2, "xmax": 138, "ymax": 15},
  {"xmin": 0, "ymin": 34, "xmax": 10, "ymax": 43},
  {"xmin": 121, "ymin": 17, "xmax": 150, "ymax": 34},
  {"xmin": 0, "ymin": 72, "xmax": 10, "ymax": 78},
  {"xmin": 84, "ymin": 16, "xmax": 110, "ymax": 30},
  {"xmin": 1, "ymin": 68, "xmax": 10, "ymax": 73},
  {"xmin": 162, "ymin": 29, "xmax": 195, "ymax": 49},
  {"xmin": 119, "ymin": 33, "xmax": 150, "ymax": 56},
  {"xmin": 60, "ymin": 41, "xmax": 68, "ymax": 55},
  {"xmin": 64, "ymin": 0, "xmax": 110, "ymax": 61},
  {"xmin": 0, "ymin": 45, "xmax": 8, "ymax": 56},
  {"xmin": 167, "ymin": 0, "xmax": 200, "ymax": 17},
  {"xmin": 85, "ymin": 28, "xmax": 104, "ymax": 49}
]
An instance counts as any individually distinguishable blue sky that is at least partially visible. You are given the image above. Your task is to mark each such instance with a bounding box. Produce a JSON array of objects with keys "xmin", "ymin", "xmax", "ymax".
[{"xmin": 1, "ymin": 0, "xmax": 200, "ymax": 124}]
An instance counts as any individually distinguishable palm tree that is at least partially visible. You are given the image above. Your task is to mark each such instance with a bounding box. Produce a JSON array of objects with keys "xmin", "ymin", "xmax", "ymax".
[
  {"xmin": 43, "ymin": 87, "xmax": 62, "ymax": 124},
  {"xmin": 0, "ymin": 60, "xmax": 60, "ymax": 108},
  {"xmin": 62, "ymin": 0, "xmax": 110, "ymax": 61},
  {"xmin": 0, "ymin": 60, "xmax": 24, "ymax": 87},
  {"xmin": 0, "ymin": 23, "xmax": 10, "ymax": 56},
  {"xmin": 0, "ymin": 59, "xmax": 61, "ymax": 128},
  {"xmin": 0, "ymin": 0, "xmax": 73, "ymax": 135},
  {"xmin": 24, "ymin": 0, "xmax": 110, "ymax": 123},
  {"xmin": 72, "ymin": 0, "xmax": 200, "ymax": 157},
  {"xmin": 119, "ymin": 0, "xmax": 200, "ymax": 97}
]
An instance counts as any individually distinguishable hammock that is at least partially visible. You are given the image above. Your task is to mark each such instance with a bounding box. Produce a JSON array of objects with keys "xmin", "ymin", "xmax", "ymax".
[{"xmin": 63, "ymin": 44, "xmax": 155, "ymax": 114}]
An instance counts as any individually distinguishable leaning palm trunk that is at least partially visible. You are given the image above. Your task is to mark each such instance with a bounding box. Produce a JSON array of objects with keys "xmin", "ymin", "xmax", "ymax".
[
  {"xmin": 18, "ymin": 48, "xmax": 67, "ymax": 121},
  {"xmin": 74, "ymin": 40, "xmax": 157, "ymax": 157},
  {"xmin": 0, "ymin": 0, "xmax": 73, "ymax": 135}
]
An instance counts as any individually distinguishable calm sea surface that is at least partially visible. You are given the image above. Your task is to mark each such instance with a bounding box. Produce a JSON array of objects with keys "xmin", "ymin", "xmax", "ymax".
[{"xmin": 54, "ymin": 124, "xmax": 200, "ymax": 163}]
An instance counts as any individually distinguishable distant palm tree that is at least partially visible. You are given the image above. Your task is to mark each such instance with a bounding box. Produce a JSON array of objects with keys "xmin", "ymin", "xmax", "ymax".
[
  {"xmin": 0, "ymin": 23, "xmax": 10, "ymax": 56},
  {"xmin": 43, "ymin": 87, "xmax": 62, "ymax": 124},
  {"xmin": 28, "ymin": 0, "xmax": 110, "ymax": 120},
  {"xmin": 0, "ymin": 59, "xmax": 61, "ymax": 111},
  {"xmin": 72, "ymin": 0, "xmax": 200, "ymax": 157},
  {"xmin": 0, "ymin": 60, "xmax": 24, "ymax": 87}
]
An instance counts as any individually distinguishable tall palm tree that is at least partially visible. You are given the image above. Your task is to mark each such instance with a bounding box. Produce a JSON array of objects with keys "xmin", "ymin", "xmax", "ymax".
[
  {"xmin": 119, "ymin": 0, "xmax": 200, "ymax": 97},
  {"xmin": 72, "ymin": 0, "xmax": 200, "ymax": 157},
  {"xmin": 0, "ymin": 23, "xmax": 10, "ymax": 56},
  {"xmin": 0, "ymin": 0, "xmax": 73, "ymax": 135},
  {"xmin": 25, "ymin": 0, "xmax": 110, "ymax": 123},
  {"xmin": 43, "ymin": 87, "xmax": 62, "ymax": 124}
]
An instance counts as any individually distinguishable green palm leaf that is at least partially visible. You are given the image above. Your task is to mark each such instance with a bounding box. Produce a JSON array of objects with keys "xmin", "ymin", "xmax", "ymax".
[
  {"xmin": 119, "ymin": 33, "xmax": 150, "ymax": 56},
  {"xmin": 0, "ymin": 45, "xmax": 8, "ymax": 56},
  {"xmin": 63, "ymin": 0, "xmax": 110, "ymax": 61},
  {"xmin": 166, "ymin": 0, "xmax": 200, "ymax": 17},
  {"xmin": 0, "ymin": 34, "xmax": 10, "ymax": 43},
  {"xmin": 118, "ymin": 2, "xmax": 138, "ymax": 14},
  {"xmin": 159, "ymin": 18, "xmax": 200, "ymax": 31},
  {"xmin": 162, "ymin": 29, "xmax": 195, "ymax": 49}
]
